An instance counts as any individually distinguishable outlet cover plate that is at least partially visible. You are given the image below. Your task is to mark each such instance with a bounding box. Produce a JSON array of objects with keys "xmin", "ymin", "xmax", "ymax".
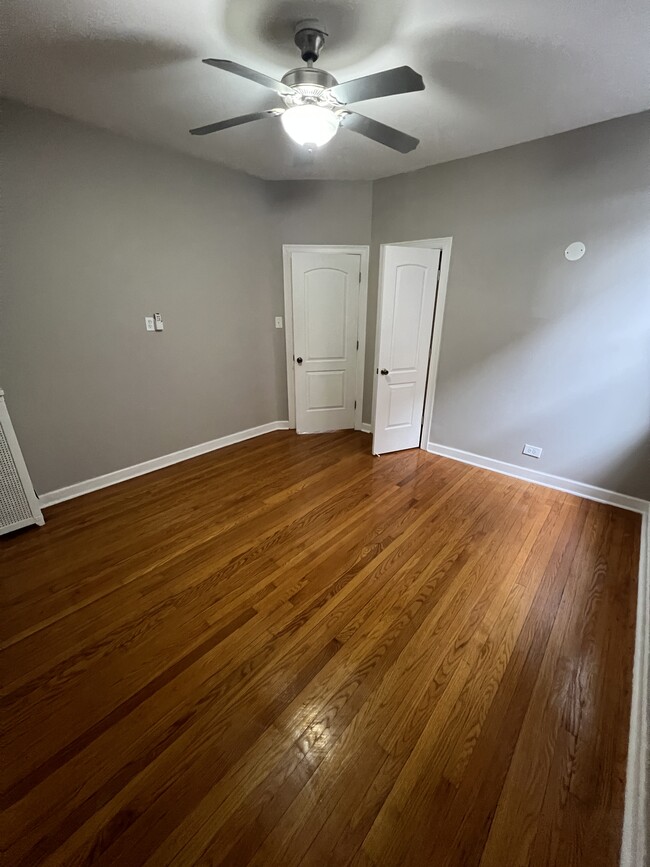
[{"xmin": 523, "ymin": 443, "xmax": 543, "ymax": 458}]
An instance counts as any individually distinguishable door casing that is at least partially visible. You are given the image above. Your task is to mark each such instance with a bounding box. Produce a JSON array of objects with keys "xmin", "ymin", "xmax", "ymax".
[
  {"xmin": 371, "ymin": 237, "xmax": 453, "ymax": 451},
  {"xmin": 283, "ymin": 245, "xmax": 369, "ymax": 431}
]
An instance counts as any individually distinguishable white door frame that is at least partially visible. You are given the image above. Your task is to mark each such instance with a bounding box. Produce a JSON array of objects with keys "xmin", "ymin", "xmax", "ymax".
[
  {"xmin": 283, "ymin": 244, "xmax": 369, "ymax": 431},
  {"xmin": 371, "ymin": 237, "xmax": 453, "ymax": 450}
]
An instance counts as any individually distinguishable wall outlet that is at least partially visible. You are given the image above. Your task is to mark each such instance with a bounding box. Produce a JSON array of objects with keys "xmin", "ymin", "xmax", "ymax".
[
  {"xmin": 153, "ymin": 312, "xmax": 164, "ymax": 332},
  {"xmin": 144, "ymin": 316, "xmax": 155, "ymax": 332},
  {"xmin": 522, "ymin": 443, "xmax": 543, "ymax": 458},
  {"xmin": 275, "ymin": 316, "xmax": 283, "ymax": 329}
]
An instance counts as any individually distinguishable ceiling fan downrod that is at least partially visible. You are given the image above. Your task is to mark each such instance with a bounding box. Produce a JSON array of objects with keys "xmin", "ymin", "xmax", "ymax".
[{"xmin": 293, "ymin": 19, "xmax": 328, "ymax": 64}]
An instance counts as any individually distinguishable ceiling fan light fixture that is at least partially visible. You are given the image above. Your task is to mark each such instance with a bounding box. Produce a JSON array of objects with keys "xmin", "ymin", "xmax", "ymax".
[
  {"xmin": 280, "ymin": 104, "xmax": 339, "ymax": 147},
  {"xmin": 192, "ymin": 31, "xmax": 423, "ymax": 153}
]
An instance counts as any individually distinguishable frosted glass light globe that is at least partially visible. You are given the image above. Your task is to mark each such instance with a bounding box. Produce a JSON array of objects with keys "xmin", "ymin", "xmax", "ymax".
[{"xmin": 280, "ymin": 105, "xmax": 339, "ymax": 147}]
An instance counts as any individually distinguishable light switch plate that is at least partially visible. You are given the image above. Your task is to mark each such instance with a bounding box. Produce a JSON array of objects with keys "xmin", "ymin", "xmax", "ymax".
[
  {"xmin": 275, "ymin": 316, "xmax": 283, "ymax": 329},
  {"xmin": 145, "ymin": 316, "xmax": 155, "ymax": 332},
  {"xmin": 153, "ymin": 312, "xmax": 164, "ymax": 332}
]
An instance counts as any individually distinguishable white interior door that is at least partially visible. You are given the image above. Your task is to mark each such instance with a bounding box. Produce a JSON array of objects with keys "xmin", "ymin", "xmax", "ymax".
[
  {"xmin": 292, "ymin": 251, "xmax": 361, "ymax": 434},
  {"xmin": 372, "ymin": 246, "xmax": 441, "ymax": 454}
]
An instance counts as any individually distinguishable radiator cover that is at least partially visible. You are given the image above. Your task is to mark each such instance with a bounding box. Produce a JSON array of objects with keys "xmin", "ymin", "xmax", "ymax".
[{"xmin": 0, "ymin": 389, "xmax": 44, "ymax": 535}]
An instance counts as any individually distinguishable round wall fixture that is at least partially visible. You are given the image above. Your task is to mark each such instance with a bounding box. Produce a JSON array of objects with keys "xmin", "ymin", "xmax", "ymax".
[{"xmin": 565, "ymin": 241, "xmax": 586, "ymax": 261}]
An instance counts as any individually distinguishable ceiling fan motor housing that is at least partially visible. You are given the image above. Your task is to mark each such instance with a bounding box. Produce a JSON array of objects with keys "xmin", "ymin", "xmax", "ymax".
[
  {"xmin": 294, "ymin": 19, "xmax": 328, "ymax": 63},
  {"xmin": 282, "ymin": 66, "xmax": 339, "ymax": 107}
]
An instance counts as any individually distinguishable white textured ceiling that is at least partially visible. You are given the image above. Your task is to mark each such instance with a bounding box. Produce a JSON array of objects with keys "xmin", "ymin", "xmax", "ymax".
[{"xmin": 3, "ymin": 0, "xmax": 650, "ymax": 180}]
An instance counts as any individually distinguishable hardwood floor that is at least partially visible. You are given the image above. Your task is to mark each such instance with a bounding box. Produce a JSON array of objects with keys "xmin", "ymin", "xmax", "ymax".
[{"xmin": 0, "ymin": 430, "xmax": 641, "ymax": 867}]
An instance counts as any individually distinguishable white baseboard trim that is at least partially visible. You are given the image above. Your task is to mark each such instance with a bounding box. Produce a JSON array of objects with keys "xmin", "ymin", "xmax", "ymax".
[
  {"xmin": 360, "ymin": 423, "xmax": 372, "ymax": 434},
  {"xmin": 622, "ymin": 509, "xmax": 649, "ymax": 867},
  {"xmin": 39, "ymin": 421, "xmax": 290, "ymax": 508},
  {"xmin": 426, "ymin": 442, "xmax": 649, "ymax": 514}
]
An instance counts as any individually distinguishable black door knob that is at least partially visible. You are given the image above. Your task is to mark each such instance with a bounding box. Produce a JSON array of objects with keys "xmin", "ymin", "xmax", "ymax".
[
  {"xmin": 380, "ymin": 368, "xmax": 389, "ymax": 375},
  {"xmin": 296, "ymin": 357, "xmax": 303, "ymax": 364}
]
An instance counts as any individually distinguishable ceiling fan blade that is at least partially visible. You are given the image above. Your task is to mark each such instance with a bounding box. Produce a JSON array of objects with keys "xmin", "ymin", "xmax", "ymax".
[
  {"xmin": 328, "ymin": 66, "xmax": 424, "ymax": 105},
  {"xmin": 339, "ymin": 112, "xmax": 419, "ymax": 153},
  {"xmin": 190, "ymin": 109, "xmax": 280, "ymax": 136},
  {"xmin": 202, "ymin": 59, "xmax": 293, "ymax": 97}
]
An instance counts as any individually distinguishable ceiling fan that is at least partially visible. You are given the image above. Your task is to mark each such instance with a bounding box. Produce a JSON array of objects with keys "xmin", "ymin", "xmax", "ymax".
[{"xmin": 190, "ymin": 20, "xmax": 424, "ymax": 153}]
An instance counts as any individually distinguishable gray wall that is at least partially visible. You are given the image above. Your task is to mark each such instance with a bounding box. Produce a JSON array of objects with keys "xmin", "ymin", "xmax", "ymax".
[
  {"xmin": 370, "ymin": 112, "xmax": 650, "ymax": 499},
  {"xmin": 0, "ymin": 101, "xmax": 373, "ymax": 494},
  {"xmin": 3, "ymin": 101, "xmax": 648, "ymax": 500},
  {"xmin": 1, "ymin": 101, "xmax": 285, "ymax": 493}
]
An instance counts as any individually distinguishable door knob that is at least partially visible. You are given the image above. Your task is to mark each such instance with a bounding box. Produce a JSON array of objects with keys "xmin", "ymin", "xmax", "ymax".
[
  {"xmin": 296, "ymin": 357, "xmax": 303, "ymax": 364},
  {"xmin": 380, "ymin": 368, "xmax": 389, "ymax": 375}
]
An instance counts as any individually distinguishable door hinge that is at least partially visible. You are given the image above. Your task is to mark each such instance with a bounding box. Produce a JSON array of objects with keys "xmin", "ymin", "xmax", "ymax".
[
  {"xmin": 354, "ymin": 400, "xmax": 357, "ymax": 409},
  {"xmin": 356, "ymin": 340, "xmax": 359, "ymax": 350},
  {"xmin": 358, "ymin": 271, "xmax": 362, "ymax": 284}
]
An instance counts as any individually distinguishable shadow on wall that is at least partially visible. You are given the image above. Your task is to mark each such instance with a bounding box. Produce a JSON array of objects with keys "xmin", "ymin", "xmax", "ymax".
[
  {"xmin": 600, "ymin": 432, "xmax": 650, "ymax": 501},
  {"xmin": 263, "ymin": 179, "xmax": 328, "ymax": 209},
  {"xmin": 413, "ymin": 25, "xmax": 592, "ymax": 130},
  {"xmin": 219, "ymin": 0, "xmax": 404, "ymax": 69},
  {"xmin": 439, "ymin": 210, "xmax": 649, "ymax": 385},
  {"xmin": 411, "ymin": 19, "xmax": 649, "ymax": 145},
  {"xmin": 3, "ymin": 35, "xmax": 195, "ymax": 74},
  {"xmin": 433, "ymin": 224, "xmax": 650, "ymax": 498}
]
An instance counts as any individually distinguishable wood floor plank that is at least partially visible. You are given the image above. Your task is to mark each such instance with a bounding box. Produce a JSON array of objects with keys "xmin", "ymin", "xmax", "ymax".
[
  {"xmin": 0, "ymin": 431, "xmax": 640, "ymax": 867},
  {"xmin": 2, "ymin": 446, "xmax": 436, "ymax": 779},
  {"xmin": 138, "ymin": 473, "xmax": 496, "ymax": 866},
  {"xmin": 427, "ymin": 501, "xmax": 594, "ymax": 867},
  {"xmin": 478, "ymin": 501, "xmax": 617, "ymax": 866},
  {"xmin": 357, "ymin": 496, "xmax": 581, "ymax": 865},
  {"xmin": 2, "ymin": 448, "xmax": 469, "ymax": 860},
  {"xmin": 53, "ymin": 464, "xmax": 493, "ymax": 866},
  {"xmin": 222, "ymin": 483, "xmax": 527, "ymax": 867}
]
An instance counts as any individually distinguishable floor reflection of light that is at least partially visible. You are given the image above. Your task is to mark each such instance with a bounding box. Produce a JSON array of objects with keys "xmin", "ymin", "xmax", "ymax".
[{"xmin": 290, "ymin": 704, "xmax": 336, "ymax": 769}]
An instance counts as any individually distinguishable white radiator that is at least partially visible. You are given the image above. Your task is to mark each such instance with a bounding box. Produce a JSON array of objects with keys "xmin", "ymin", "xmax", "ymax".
[{"xmin": 0, "ymin": 389, "xmax": 44, "ymax": 535}]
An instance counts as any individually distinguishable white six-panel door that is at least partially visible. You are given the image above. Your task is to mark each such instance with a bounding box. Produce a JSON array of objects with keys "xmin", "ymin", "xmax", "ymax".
[
  {"xmin": 292, "ymin": 252, "xmax": 361, "ymax": 434},
  {"xmin": 372, "ymin": 246, "xmax": 441, "ymax": 454}
]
